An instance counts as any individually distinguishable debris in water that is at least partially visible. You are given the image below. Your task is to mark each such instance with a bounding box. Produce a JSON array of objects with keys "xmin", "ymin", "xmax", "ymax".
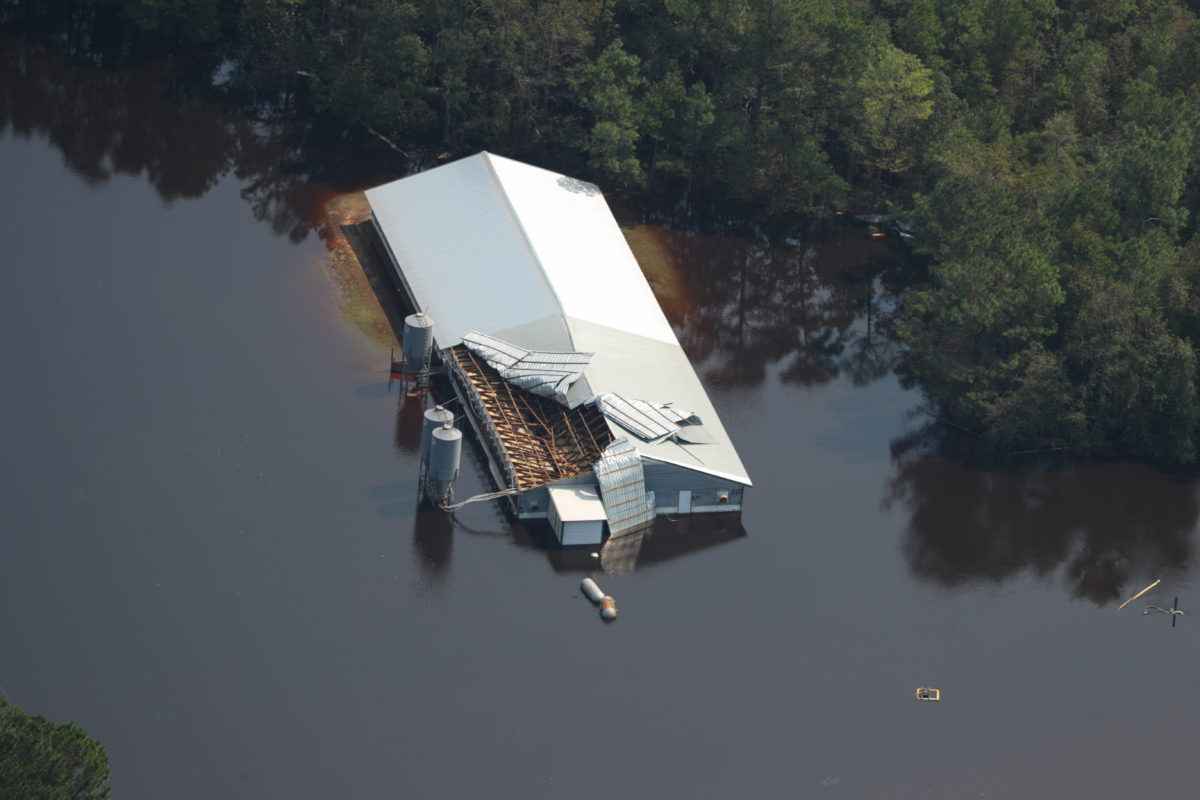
[
  {"xmin": 600, "ymin": 596, "xmax": 617, "ymax": 622},
  {"xmin": 1143, "ymin": 596, "xmax": 1185, "ymax": 626},
  {"xmin": 1118, "ymin": 578, "xmax": 1161, "ymax": 610},
  {"xmin": 580, "ymin": 577, "xmax": 617, "ymax": 621},
  {"xmin": 580, "ymin": 577, "xmax": 605, "ymax": 604}
]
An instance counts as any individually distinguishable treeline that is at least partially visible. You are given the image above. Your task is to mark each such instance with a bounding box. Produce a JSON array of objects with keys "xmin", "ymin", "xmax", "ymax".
[
  {"xmin": 110, "ymin": 0, "xmax": 950, "ymax": 211},
  {"xmin": 104, "ymin": 0, "xmax": 1200, "ymax": 463}
]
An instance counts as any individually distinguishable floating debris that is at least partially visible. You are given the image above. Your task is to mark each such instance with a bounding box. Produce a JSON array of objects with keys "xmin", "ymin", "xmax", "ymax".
[
  {"xmin": 915, "ymin": 688, "xmax": 940, "ymax": 701},
  {"xmin": 1118, "ymin": 578, "xmax": 1161, "ymax": 610},
  {"xmin": 600, "ymin": 596, "xmax": 617, "ymax": 622},
  {"xmin": 1142, "ymin": 605, "xmax": 1183, "ymax": 615},
  {"xmin": 1143, "ymin": 596, "xmax": 1185, "ymax": 626},
  {"xmin": 580, "ymin": 577, "xmax": 605, "ymax": 604},
  {"xmin": 580, "ymin": 577, "xmax": 617, "ymax": 621}
]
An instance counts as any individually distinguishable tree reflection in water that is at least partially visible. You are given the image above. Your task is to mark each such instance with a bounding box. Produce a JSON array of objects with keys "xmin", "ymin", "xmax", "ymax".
[
  {"xmin": 637, "ymin": 223, "xmax": 913, "ymax": 392},
  {"xmin": 885, "ymin": 420, "xmax": 1198, "ymax": 605},
  {"xmin": 0, "ymin": 22, "xmax": 395, "ymax": 245}
]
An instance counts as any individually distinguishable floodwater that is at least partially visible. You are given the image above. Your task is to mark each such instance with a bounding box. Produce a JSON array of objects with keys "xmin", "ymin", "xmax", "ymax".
[{"xmin": 2, "ymin": 29, "xmax": 1199, "ymax": 800}]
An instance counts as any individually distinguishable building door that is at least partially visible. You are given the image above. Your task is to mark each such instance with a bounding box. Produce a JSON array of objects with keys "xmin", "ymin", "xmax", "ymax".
[{"xmin": 677, "ymin": 490, "xmax": 692, "ymax": 514}]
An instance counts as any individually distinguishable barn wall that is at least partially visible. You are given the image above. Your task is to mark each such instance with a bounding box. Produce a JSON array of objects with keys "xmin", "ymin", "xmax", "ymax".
[{"xmin": 642, "ymin": 460, "xmax": 745, "ymax": 513}]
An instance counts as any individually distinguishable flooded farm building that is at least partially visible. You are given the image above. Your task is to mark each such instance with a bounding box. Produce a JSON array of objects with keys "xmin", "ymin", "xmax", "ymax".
[{"xmin": 366, "ymin": 152, "xmax": 751, "ymax": 545}]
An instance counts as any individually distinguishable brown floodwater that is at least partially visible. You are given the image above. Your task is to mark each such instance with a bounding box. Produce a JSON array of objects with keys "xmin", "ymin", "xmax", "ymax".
[{"xmin": 1, "ymin": 25, "xmax": 1198, "ymax": 800}]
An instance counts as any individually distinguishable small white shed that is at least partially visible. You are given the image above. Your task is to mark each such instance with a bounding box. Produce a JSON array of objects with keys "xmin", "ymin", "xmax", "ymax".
[{"xmin": 547, "ymin": 486, "xmax": 608, "ymax": 546}]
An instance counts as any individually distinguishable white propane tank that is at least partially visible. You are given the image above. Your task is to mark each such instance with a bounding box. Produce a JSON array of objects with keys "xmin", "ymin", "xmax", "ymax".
[
  {"xmin": 600, "ymin": 596, "xmax": 617, "ymax": 621},
  {"xmin": 580, "ymin": 577, "xmax": 605, "ymax": 604}
]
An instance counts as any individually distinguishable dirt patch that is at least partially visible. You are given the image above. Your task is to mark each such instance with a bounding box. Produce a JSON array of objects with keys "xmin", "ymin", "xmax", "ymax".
[
  {"xmin": 325, "ymin": 192, "xmax": 372, "ymax": 227},
  {"xmin": 621, "ymin": 225, "xmax": 693, "ymax": 321},
  {"xmin": 319, "ymin": 191, "xmax": 401, "ymax": 349}
]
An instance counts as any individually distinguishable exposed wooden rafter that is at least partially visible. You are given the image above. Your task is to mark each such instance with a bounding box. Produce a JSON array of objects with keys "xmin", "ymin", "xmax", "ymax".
[{"xmin": 448, "ymin": 345, "xmax": 613, "ymax": 491}]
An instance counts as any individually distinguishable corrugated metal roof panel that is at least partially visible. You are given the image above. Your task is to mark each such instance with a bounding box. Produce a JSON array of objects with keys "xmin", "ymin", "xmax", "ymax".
[
  {"xmin": 595, "ymin": 392, "xmax": 697, "ymax": 441},
  {"xmin": 570, "ymin": 318, "xmax": 750, "ymax": 486},
  {"xmin": 462, "ymin": 330, "xmax": 591, "ymax": 406},
  {"xmin": 594, "ymin": 437, "xmax": 655, "ymax": 536}
]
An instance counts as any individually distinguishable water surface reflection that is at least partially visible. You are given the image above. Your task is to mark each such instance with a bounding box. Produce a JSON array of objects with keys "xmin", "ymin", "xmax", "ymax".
[
  {"xmin": 0, "ymin": 27, "xmax": 392, "ymax": 243},
  {"xmin": 636, "ymin": 224, "xmax": 912, "ymax": 391},
  {"xmin": 886, "ymin": 424, "xmax": 1198, "ymax": 604}
]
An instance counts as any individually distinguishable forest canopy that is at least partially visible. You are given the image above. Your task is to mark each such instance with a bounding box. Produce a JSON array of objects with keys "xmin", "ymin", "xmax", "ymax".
[{"xmin": 78, "ymin": 0, "xmax": 1200, "ymax": 462}]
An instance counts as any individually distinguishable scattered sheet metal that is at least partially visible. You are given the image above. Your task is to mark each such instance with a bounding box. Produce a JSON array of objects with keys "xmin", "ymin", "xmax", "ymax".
[
  {"xmin": 462, "ymin": 330, "xmax": 592, "ymax": 406},
  {"xmin": 594, "ymin": 392, "xmax": 699, "ymax": 441},
  {"xmin": 593, "ymin": 437, "xmax": 656, "ymax": 536},
  {"xmin": 673, "ymin": 425, "xmax": 715, "ymax": 444}
]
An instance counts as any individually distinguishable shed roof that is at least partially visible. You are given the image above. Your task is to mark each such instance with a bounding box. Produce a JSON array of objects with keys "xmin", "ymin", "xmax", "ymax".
[
  {"xmin": 365, "ymin": 152, "xmax": 750, "ymax": 487},
  {"xmin": 548, "ymin": 486, "xmax": 608, "ymax": 523}
]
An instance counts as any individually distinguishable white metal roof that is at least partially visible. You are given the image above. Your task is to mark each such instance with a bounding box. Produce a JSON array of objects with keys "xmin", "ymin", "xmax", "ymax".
[
  {"xmin": 365, "ymin": 152, "xmax": 750, "ymax": 486},
  {"xmin": 547, "ymin": 485, "xmax": 608, "ymax": 522}
]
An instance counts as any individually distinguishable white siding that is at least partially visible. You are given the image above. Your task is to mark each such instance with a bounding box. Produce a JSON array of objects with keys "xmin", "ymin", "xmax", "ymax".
[{"xmin": 560, "ymin": 520, "xmax": 604, "ymax": 546}]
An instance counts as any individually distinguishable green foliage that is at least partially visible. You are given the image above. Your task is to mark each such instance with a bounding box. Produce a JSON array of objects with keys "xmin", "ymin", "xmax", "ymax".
[
  {"xmin": 1064, "ymin": 281, "xmax": 1199, "ymax": 461},
  {"xmin": 577, "ymin": 38, "xmax": 645, "ymax": 184},
  {"xmin": 895, "ymin": 1, "xmax": 948, "ymax": 72},
  {"xmin": 1098, "ymin": 77, "xmax": 1200, "ymax": 236},
  {"xmin": 84, "ymin": 0, "xmax": 1200, "ymax": 463},
  {"xmin": 112, "ymin": 0, "xmax": 224, "ymax": 44},
  {"xmin": 0, "ymin": 698, "xmax": 111, "ymax": 800}
]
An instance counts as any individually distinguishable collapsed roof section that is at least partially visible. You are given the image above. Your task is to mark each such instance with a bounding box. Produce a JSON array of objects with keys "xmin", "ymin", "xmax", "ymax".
[
  {"xmin": 594, "ymin": 392, "xmax": 701, "ymax": 442},
  {"xmin": 447, "ymin": 344, "xmax": 613, "ymax": 491},
  {"xmin": 462, "ymin": 330, "xmax": 592, "ymax": 408}
]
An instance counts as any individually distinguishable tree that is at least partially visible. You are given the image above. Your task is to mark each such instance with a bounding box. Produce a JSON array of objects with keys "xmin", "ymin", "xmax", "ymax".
[
  {"xmin": 0, "ymin": 697, "xmax": 111, "ymax": 800},
  {"xmin": 1064, "ymin": 280, "xmax": 1199, "ymax": 462},
  {"xmin": 848, "ymin": 42, "xmax": 934, "ymax": 209},
  {"xmin": 576, "ymin": 37, "xmax": 645, "ymax": 184},
  {"xmin": 1098, "ymin": 78, "xmax": 1200, "ymax": 237},
  {"xmin": 901, "ymin": 130, "xmax": 1067, "ymax": 429}
]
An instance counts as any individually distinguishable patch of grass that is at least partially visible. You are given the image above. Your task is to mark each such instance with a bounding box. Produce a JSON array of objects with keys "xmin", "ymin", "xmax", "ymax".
[{"xmin": 320, "ymin": 192, "xmax": 400, "ymax": 349}]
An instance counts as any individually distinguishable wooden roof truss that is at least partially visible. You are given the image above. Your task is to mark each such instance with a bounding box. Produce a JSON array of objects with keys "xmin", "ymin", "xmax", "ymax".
[{"xmin": 447, "ymin": 345, "xmax": 614, "ymax": 491}]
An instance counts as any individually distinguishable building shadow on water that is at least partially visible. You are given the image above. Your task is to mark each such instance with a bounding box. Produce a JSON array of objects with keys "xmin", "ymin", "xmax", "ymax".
[
  {"xmin": 412, "ymin": 507, "xmax": 454, "ymax": 596},
  {"xmin": 883, "ymin": 418, "xmax": 1198, "ymax": 605},
  {"xmin": 642, "ymin": 222, "xmax": 918, "ymax": 393},
  {"xmin": 531, "ymin": 513, "xmax": 748, "ymax": 575}
]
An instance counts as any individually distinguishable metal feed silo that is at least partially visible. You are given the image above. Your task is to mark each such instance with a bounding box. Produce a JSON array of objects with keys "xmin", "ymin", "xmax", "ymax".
[
  {"xmin": 401, "ymin": 312, "xmax": 434, "ymax": 375},
  {"xmin": 420, "ymin": 405, "xmax": 455, "ymax": 468},
  {"xmin": 428, "ymin": 423, "xmax": 462, "ymax": 503}
]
